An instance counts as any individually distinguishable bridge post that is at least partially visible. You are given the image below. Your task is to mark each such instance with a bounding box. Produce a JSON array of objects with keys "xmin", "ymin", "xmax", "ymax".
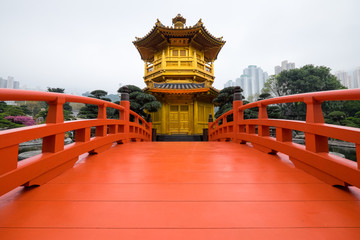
[
  {"xmin": 96, "ymin": 103, "xmax": 108, "ymax": 137},
  {"xmin": 88, "ymin": 102, "xmax": 113, "ymax": 154},
  {"xmin": 233, "ymin": 86, "xmax": 245, "ymax": 144},
  {"xmin": 253, "ymin": 102, "xmax": 277, "ymax": 154},
  {"xmin": 258, "ymin": 103, "xmax": 269, "ymax": 137},
  {"xmin": 148, "ymin": 114, "xmax": 153, "ymax": 142},
  {"xmin": 290, "ymin": 96, "xmax": 344, "ymax": 186},
  {"xmin": 42, "ymin": 96, "xmax": 65, "ymax": 153},
  {"xmin": 304, "ymin": 97, "xmax": 328, "ymax": 153},
  {"xmin": 25, "ymin": 96, "xmax": 78, "ymax": 187},
  {"xmin": 208, "ymin": 113, "xmax": 213, "ymax": 141},
  {"xmin": 120, "ymin": 86, "xmax": 130, "ymax": 144}
]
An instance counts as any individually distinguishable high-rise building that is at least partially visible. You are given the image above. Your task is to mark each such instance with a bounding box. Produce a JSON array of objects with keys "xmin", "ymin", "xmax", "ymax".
[
  {"xmin": 224, "ymin": 80, "xmax": 235, "ymax": 88},
  {"xmin": 335, "ymin": 71, "xmax": 352, "ymax": 88},
  {"xmin": 13, "ymin": 81, "xmax": 20, "ymax": 89},
  {"xmin": 0, "ymin": 76, "xmax": 20, "ymax": 90},
  {"xmin": 274, "ymin": 60, "xmax": 295, "ymax": 75},
  {"xmin": 6, "ymin": 76, "xmax": 14, "ymax": 89},
  {"xmin": 274, "ymin": 66, "xmax": 281, "ymax": 75},
  {"xmin": 0, "ymin": 76, "xmax": 19, "ymax": 89},
  {"xmin": 353, "ymin": 67, "xmax": 360, "ymax": 89},
  {"xmin": 0, "ymin": 77, "xmax": 6, "ymax": 88},
  {"xmin": 224, "ymin": 66, "xmax": 268, "ymax": 100},
  {"xmin": 239, "ymin": 65, "xmax": 268, "ymax": 99}
]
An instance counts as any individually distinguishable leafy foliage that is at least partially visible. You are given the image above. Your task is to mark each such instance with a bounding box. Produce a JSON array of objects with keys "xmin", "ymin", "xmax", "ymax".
[
  {"xmin": 5, "ymin": 116, "xmax": 35, "ymax": 126},
  {"xmin": 2, "ymin": 105, "xmax": 25, "ymax": 116},
  {"xmin": 47, "ymin": 87, "xmax": 73, "ymax": 111},
  {"xmin": 90, "ymin": 90, "xmax": 108, "ymax": 99},
  {"xmin": 36, "ymin": 88, "xmax": 75, "ymax": 121},
  {"xmin": 263, "ymin": 65, "xmax": 345, "ymax": 121},
  {"xmin": 213, "ymin": 87, "xmax": 238, "ymax": 119},
  {"xmin": 0, "ymin": 102, "xmax": 27, "ymax": 129},
  {"xmin": 274, "ymin": 65, "xmax": 344, "ymax": 95},
  {"xmin": 78, "ymin": 90, "xmax": 120, "ymax": 119},
  {"xmin": 256, "ymin": 93, "xmax": 282, "ymax": 119},
  {"xmin": 327, "ymin": 111, "xmax": 346, "ymax": 124},
  {"xmin": 0, "ymin": 115, "xmax": 23, "ymax": 129},
  {"xmin": 118, "ymin": 85, "xmax": 161, "ymax": 120}
]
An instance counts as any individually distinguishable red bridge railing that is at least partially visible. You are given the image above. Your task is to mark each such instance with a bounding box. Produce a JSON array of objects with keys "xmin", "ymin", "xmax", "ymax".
[
  {"xmin": 209, "ymin": 88, "xmax": 360, "ymax": 188},
  {"xmin": 0, "ymin": 89, "xmax": 151, "ymax": 196}
]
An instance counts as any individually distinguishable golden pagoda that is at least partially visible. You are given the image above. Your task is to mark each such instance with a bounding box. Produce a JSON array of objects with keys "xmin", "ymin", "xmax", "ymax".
[{"xmin": 133, "ymin": 14, "xmax": 225, "ymax": 135}]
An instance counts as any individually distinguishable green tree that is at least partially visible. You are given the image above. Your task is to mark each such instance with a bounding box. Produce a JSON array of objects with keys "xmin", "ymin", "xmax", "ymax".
[
  {"xmin": 0, "ymin": 115, "xmax": 23, "ymax": 129},
  {"xmin": 90, "ymin": 90, "xmax": 108, "ymax": 99},
  {"xmin": 327, "ymin": 111, "xmax": 346, "ymax": 124},
  {"xmin": 20, "ymin": 105, "xmax": 32, "ymax": 115},
  {"xmin": 263, "ymin": 75, "xmax": 282, "ymax": 97},
  {"xmin": 263, "ymin": 65, "xmax": 345, "ymax": 120},
  {"xmin": 78, "ymin": 90, "xmax": 119, "ymax": 119},
  {"xmin": 3, "ymin": 105, "xmax": 25, "ymax": 116},
  {"xmin": 0, "ymin": 102, "xmax": 27, "ymax": 129},
  {"xmin": 257, "ymin": 93, "xmax": 282, "ymax": 119},
  {"xmin": 118, "ymin": 85, "xmax": 161, "ymax": 121},
  {"xmin": 213, "ymin": 87, "xmax": 238, "ymax": 119},
  {"xmin": 47, "ymin": 87, "xmax": 73, "ymax": 111},
  {"xmin": 37, "ymin": 88, "xmax": 75, "ymax": 121},
  {"xmin": 213, "ymin": 87, "xmax": 262, "ymax": 120},
  {"xmin": 275, "ymin": 65, "xmax": 344, "ymax": 95},
  {"xmin": 0, "ymin": 101, "xmax": 7, "ymax": 113}
]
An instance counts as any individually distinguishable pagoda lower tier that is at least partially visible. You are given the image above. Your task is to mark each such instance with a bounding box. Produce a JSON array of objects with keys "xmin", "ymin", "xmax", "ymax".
[{"xmin": 148, "ymin": 83, "xmax": 217, "ymax": 135}]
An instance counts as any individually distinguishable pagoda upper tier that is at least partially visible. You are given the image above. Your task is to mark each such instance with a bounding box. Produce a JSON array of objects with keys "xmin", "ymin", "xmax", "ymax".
[{"xmin": 133, "ymin": 15, "xmax": 226, "ymax": 62}]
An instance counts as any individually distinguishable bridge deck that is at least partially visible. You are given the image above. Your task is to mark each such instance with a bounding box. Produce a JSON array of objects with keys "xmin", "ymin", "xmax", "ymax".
[{"xmin": 1, "ymin": 142, "xmax": 360, "ymax": 239}]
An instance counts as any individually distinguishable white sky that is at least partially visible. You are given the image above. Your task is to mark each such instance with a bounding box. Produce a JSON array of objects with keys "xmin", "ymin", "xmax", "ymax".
[{"xmin": 0, "ymin": 0, "xmax": 359, "ymax": 95}]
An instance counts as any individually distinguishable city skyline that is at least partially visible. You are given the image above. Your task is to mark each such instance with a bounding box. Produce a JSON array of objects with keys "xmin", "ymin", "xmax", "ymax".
[
  {"xmin": 224, "ymin": 65, "xmax": 269, "ymax": 100},
  {"xmin": 0, "ymin": 0, "xmax": 359, "ymax": 94},
  {"xmin": 335, "ymin": 67, "xmax": 360, "ymax": 89}
]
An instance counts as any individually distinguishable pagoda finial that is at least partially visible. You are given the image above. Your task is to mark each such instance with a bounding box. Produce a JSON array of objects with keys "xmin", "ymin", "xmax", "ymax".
[
  {"xmin": 155, "ymin": 18, "xmax": 162, "ymax": 27},
  {"xmin": 196, "ymin": 18, "xmax": 203, "ymax": 27},
  {"xmin": 172, "ymin": 14, "xmax": 186, "ymax": 29}
]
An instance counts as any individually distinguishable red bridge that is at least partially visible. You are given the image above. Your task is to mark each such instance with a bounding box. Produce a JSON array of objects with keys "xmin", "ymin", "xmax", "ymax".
[{"xmin": 1, "ymin": 88, "xmax": 360, "ymax": 239}]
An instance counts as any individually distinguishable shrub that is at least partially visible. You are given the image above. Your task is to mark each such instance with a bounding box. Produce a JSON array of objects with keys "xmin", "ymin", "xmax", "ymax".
[{"xmin": 5, "ymin": 116, "xmax": 36, "ymax": 126}]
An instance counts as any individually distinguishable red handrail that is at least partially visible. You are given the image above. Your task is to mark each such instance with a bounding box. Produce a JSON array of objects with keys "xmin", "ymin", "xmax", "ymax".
[
  {"xmin": 209, "ymin": 89, "xmax": 360, "ymax": 188},
  {"xmin": 0, "ymin": 89, "xmax": 152, "ymax": 196}
]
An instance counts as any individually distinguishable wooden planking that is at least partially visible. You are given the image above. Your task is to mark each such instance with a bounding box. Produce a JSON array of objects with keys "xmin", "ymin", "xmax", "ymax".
[
  {"xmin": 1, "ymin": 228, "xmax": 360, "ymax": 240},
  {"xmin": 2, "ymin": 183, "xmax": 360, "ymax": 202},
  {"xmin": 1, "ymin": 142, "xmax": 360, "ymax": 239},
  {"xmin": 1, "ymin": 201, "xmax": 360, "ymax": 228}
]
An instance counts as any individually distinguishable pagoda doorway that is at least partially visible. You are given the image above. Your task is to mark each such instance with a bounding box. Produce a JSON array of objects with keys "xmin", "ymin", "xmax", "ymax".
[{"xmin": 169, "ymin": 105, "xmax": 189, "ymax": 134}]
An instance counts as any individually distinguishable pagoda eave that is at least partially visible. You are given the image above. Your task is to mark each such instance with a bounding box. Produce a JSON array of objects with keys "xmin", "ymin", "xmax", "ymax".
[
  {"xmin": 149, "ymin": 88, "xmax": 210, "ymax": 94},
  {"xmin": 133, "ymin": 24, "xmax": 225, "ymax": 61}
]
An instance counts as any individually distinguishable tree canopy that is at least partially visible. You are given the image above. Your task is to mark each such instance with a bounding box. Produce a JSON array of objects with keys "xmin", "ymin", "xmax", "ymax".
[
  {"xmin": 276, "ymin": 65, "xmax": 344, "ymax": 95},
  {"xmin": 78, "ymin": 90, "xmax": 111, "ymax": 119},
  {"xmin": 35, "ymin": 87, "xmax": 75, "ymax": 122},
  {"xmin": 262, "ymin": 65, "xmax": 345, "ymax": 120},
  {"xmin": 0, "ymin": 101, "xmax": 28, "ymax": 129},
  {"xmin": 118, "ymin": 85, "xmax": 161, "ymax": 120},
  {"xmin": 213, "ymin": 87, "xmax": 238, "ymax": 119}
]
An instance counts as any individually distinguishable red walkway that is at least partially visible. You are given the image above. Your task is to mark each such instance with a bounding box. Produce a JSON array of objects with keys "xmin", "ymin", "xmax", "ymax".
[{"xmin": 1, "ymin": 142, "xmax": 360, "ymax": 239}]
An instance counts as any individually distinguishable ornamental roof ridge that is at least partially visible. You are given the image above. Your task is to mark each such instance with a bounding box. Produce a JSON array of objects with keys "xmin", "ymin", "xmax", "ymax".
[
  {"xmin": 133, "ymin": 24, "xmax": 224, "ymax": 44},
  {"xmin": 133, "ymin": 24, "xmax": 158, "ymax": 43},
  {"xmin": 201, "ymin": 25, "xmax": 225, "ymax": 43}
]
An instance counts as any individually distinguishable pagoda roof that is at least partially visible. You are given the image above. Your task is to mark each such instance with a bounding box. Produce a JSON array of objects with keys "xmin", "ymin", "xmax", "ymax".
[
  {"xmin": 133, "ymin": 15, "xmax": 225, "ymax": 61},
  {"xmin": 147, "ymin": 83, "xmax": 219, "ymax": 95},
  {"xmin": 154, "ymin": 82, "xmax": 205, "ymax": 90}
]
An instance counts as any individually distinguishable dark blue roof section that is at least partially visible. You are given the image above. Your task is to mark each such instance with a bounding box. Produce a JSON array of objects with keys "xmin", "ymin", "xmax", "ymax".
[{"xmin": 153, "ymin": 83, "xmax": 205, "ymax": 89}]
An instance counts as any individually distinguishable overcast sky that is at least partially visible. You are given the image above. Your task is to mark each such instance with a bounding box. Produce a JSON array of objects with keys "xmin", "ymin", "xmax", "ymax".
[{"xmin": 0, "ymin": 0, "xmax": 359, "ymax": 95}]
